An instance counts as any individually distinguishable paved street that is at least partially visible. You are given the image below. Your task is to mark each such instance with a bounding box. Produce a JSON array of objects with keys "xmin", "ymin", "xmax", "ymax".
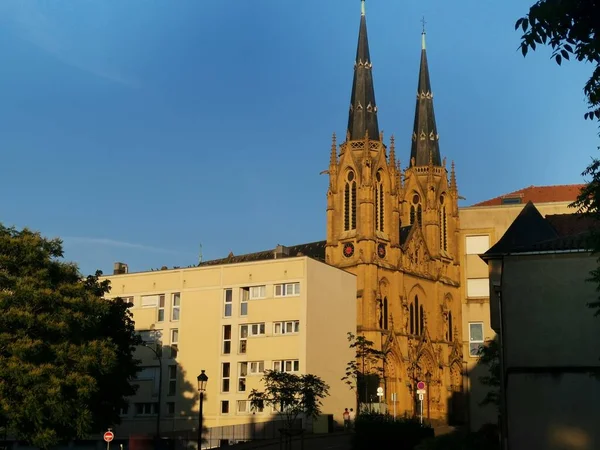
[{"xmin": 238, "ymin": 433, "xmax": 353, "ymax": 450}]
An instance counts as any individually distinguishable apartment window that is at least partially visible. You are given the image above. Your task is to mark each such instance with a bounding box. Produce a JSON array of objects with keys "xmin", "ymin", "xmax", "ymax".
[
  {"xmin": 171, "ymin": 293, "xmax": 180, "ymax": 321},
  {"xmin": 221, "ymin": 400, "xmax": 230, "ymax": 414},
  {"xmin": 240, "ymin": 323, "xmax": 265, "ymax": 339},
  {"xmin": 249, "ymin": 361, "xmax": 264, "ymax": 374},
  {"xmin": 223, "ymin": 325, "xmax": 232, "ymax": 354},
  {"xmin": 224, "ymin": 289, "xmax": 233, "ymax": 317},
  {"xmin": 168, "ymin": 365, "xmax": 177, "ymax": 396},
  {"xmin": 240, "ymin": 292, "xmax": 248, "ymax": 317},
  {"xmin": 222, "ymin": 362, "xmax": 231, "ymax": 393},
  {"xmin": 239, "ymin": 326, "xmax": 247, "ymax": 354},
  {"xmin": 135, "ymin": 403, "xmax": 158, "ymax": 416},
  {"xmin": 238, "ymin": 362, "xmax": 247, "ymax": 392},
  {"xmin": 467, "ymin": 278, "xmax": 490, "ymax": 298},
  {"xmin": 120, "ymin": 405, "xmax": 129, "ymax": 416},
  {"xmin": 241, "ymin": 285, "xmax": 266, "ymax": 300},
  {"xmin": 469, "ymin": 323, "xmax": 484, "ymax": 357},
  {"xmin": 273, "ymin": 360, "xmax": 299, "ymax": 373},
  {"xmin": 157, "ymin": 295, "xmax": 165, "ymax": 322},
  {"xmin": 274, "ymin": 283, "xmax": 300, "ymax": 297},
  {"xmin": 166, "ymin": 402, "xmax": 175, "ymax": 416},
  {"xmin": 170, "ymin": 329, "xmax": 179, "ymax": 359},
  {"xmin": 141, "ymin": 294, "xmax": 162, "ymax": 308},
  {"xmin": 237, "ymin": 400, "xmax": 262, "ymax": 414},
  {"xmin": 465, "ymin": 235, "xmax": 491, "ymax": 255},
  {"xmin": 273, "ymin": 321, "xmax": 300, "ymax": 335}
]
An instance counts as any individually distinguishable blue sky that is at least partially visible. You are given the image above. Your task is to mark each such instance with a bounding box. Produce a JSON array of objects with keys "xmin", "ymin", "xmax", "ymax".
[{"xmin": 0, "ymin": 0, "xmax": 597, "ymax": 276}]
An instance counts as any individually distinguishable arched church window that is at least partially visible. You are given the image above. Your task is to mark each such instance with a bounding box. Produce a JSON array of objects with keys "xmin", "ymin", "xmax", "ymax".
[
  {"xmin": 419, "ymin": 304, "xmax": 424, "ymax": 335},
  {"xmin": 344, "ymin": 171, "xmax": 357, "ymax": 231},
  {"xmin": 439, "ymin": 194, "xmax": 448, "ymax": 251},
  {"xmin": 417, "ymin": 204, "xmax": 423, "ymax": 227},
  {"xmin": 448, "ymin": 311, "xmax": 453, "ymax": 342},
  {"xmin": 409, "ymin": 303, "xmax": 414, "ymax": 334},
  {"xmin": 410, "ymin": 295, "xmax": 424, "ymax": 335},
  {"xmin": 410, "ymin": 193, "xmax": 420, "ymax": 225},
  {"xmin": 375, "ymin": 171, "xmax": 384, "ymax": 232},
  {"xmin": 383, "ymin": 297, "xmax": 388, "ymax": 330}
]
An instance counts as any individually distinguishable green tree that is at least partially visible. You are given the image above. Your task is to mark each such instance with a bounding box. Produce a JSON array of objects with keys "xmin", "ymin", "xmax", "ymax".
[
  {"xmin": 0, "ymin": 224, "xmax": 141, "ymax": 449},
  {"xmin": 341, "ymin": 332, "xmax": 388, "ymax": 411},
  {"xmin": 477, "ymin": 337, "xmax": 500, "ymax": 412},
  {"xmin": 516, "ymin": 2, "xmax": 600, "ymax": 313},
  {"xmin": 248, "ymin": 370, "xmax": 329, "ymax": 430}
]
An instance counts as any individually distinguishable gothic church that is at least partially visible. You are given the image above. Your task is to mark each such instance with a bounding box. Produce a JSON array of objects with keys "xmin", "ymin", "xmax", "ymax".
[{"xmin": 202, "ymin": 1, "xmax": 464, "ymax": 423}]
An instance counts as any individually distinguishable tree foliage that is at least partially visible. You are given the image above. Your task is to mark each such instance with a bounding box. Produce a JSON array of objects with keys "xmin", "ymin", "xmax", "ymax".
[
  {"xmin": 517, "ymin": 1, "xmax": 600, "ymax": 314},
  {"xmin": 341, "ymin": 332, "xmax": 388, "ymax": 408},
  {"xmin": 0, "ymin": 224, "xmax": 141, "ymax": 449},
  {"xmin": 516, "ymin": 0, "xmax": 600, "ymax": 120},
  {"xmin": 248, "ymin": 370, "xmax": 329, "ymax": 430},
  {"xmin": 477, "ymin": 337, "xmax": 500, "ymax": 411}
]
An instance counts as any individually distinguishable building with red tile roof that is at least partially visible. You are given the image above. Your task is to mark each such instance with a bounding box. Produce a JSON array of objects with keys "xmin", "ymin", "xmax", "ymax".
[{"xmin": 472, "ymin": 184, "xmax": 585, "ymax": 207}]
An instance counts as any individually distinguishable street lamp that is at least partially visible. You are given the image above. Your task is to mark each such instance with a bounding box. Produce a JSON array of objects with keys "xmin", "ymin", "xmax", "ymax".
[
  {"xmin": 197, "ymin": 370, "xmax": 208, "ymax": 450},
  {"xmin": 425, "ymin": 371, "xmax": 432, "ymax": 421}
]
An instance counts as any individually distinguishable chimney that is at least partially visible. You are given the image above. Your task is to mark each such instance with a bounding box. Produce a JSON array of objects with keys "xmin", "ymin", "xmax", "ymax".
[
  {"xmin": 274, "ymin": 245, "xmax": 290, "ymax": 259},
  {"xmin": 113, "ymin": 262, "xmax": 129, "ymax": 275}
]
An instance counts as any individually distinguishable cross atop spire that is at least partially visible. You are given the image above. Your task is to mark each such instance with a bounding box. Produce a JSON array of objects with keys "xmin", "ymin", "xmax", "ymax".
[
  {"xmin": 347, "ymin": 0, "xmax": 380, "ymax": 141},
  {"xmin": 421, "ymin": 16, "xmax": 427, "ymax": 49}
]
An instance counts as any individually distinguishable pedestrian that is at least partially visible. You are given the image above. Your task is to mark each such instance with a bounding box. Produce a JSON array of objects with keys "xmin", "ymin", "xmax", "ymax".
[
  {"xmin": 349, "ymin": 408, "xmax": 356, "ymax": 429},
  {"xmin": 343, "ymin": 408, "xmax": 350, "ymax": 431}
]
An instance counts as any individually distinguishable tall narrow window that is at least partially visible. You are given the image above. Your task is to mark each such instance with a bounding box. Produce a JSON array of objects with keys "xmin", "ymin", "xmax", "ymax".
[
  {"xmin": 375, "ymin": 172, "xmax": 384, "ymax": 232},
  {"xmin": 171, "ymin": 293, "xmax": 180, "ymax": 321},
  {"xmin": 410, "ymin": 303, "xmax": 414, "ymax": 334},
  {"xmin": 168, "ymin": 365, "xmax": 177, "ymax": 396},
  {"xmin": 383, "ymin": 297, "xmax": 388, "ymax": 330},
  {"xmin": 411, "ymin": 296, "xmax": 424, "ymax": 335},
  {"xmin": 222, "ymin": 325, "xmax": 231, "ymax": 354},
  {"xmin": 238, "ymin": 362, "xmax": 247, "ymax": 392},
  {"xmin": 440, "ymin": 195, "xmax": 448, "ymax": 251},
  {"xmin": 410, "ymin": 206, "xmax": 416, "ymax": 225},
  {"xmin": 417, "ymin": 204, "xmax": 423, "ymax": 226},
  {"xmin": 344, "ymin": 171, "xmax": 357, "ymax": 231},
  {"xmin": 410, "ymin": 193, "xmax": 420, "ymax": 226},
  {"xmin": 240, "ymin": 290, "xmax": 248, "ymax": 317},
  {"xmin": 222, "ymin": 362, "xmax": 230, "ymax": 393},
  {"xmin": 224, "ymin": 289, "xmax": 233, "ymax": 317},
  {"xmin": 157, "ymin": 295, "xmax": 165, "ymax": 322},
  {"xmin": 419, "ymin": 305, "xmax": 424, "ymax": 334},
  {"xmin": 448, "ymin": 311, "xmax": 453, "ymax": 342}
]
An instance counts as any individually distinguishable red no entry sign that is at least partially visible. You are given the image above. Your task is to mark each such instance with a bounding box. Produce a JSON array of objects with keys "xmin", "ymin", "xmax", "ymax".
[
  {"xmin": 417, "ymin": 381, "xmax": 425, "ymax": 390},
  {"xmin": 104, "ymin": 431, "xmax": 114, "ymax": 442}
]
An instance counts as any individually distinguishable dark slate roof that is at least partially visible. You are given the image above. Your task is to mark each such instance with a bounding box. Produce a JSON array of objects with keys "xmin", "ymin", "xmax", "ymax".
[
  {"xmin": 410, "ymin": 32, "xmax": 441, "ymax": 167},
  {"xmin": 198, "ymin": 241, "xmax": 327, "ymax": 267},
  {"xmin": 347, "ymin": 1, "xmax": 380, "ymax": 141},
  {"xmin": 482, "ymin": 202, "xmax": 597, "ymax": 258}
]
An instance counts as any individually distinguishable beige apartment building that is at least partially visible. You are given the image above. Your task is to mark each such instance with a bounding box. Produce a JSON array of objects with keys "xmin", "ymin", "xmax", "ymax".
[
  {"xmin": 101, "ymin": 253, "xmax": 356, "ymax": 440},
  {"xmin": 459, "ymin": 184, "xmax": 584, "ymax": 431}
]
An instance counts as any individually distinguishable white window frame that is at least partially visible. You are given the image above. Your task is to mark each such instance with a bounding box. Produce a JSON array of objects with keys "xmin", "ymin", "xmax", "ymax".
[
  {"xmin": 274, "ymin": 283, "xmax": 301, "ymax": 297},
  {"xmin": 171, "ymin": 293, "xmax": 180, "ymax": 321},
  {"xmin": 135, "ymin": 402, "xmax": 158, "ymax": 416},
  {"xmin": 237, "ymin": 400, "xmax": 262, "ymax": 414},
  {"xmin": 273, "ymin": 360, "xmax": 299, "ymax": 373},
  {"xmin": 157, "ymin": 295, "xmax": 165, "ymax": 322},
  {"xmin": 469, "ymin": 322, "xmax": 485, "ymax": 357},
  {"xmin": 171, "ymin": 329, "xmax": 179, "ymax": 344},
  {"xmin": 222, "ymin": 325, "xmax": 232, "ymax": 355},
  {"xmin": 222, "ymin": 362, "xmax": 231, "ymax": 393},
  {"xmin": 465, "ymin": 235, "xmax": 491, "ymax": 255},
  {"xmin": 224, "ymin": 289, "xmax": 233, "ymax": 317},
  {"xmin": 466, "ymin": 278, "xmax": 490, "ymax": 298},
  {"xmin": 238, "ymin": 362, "xmax": 247, "ymax": 392},
  {"xmin": 273, "ymin": 320, "xmax": 300, "ymax": 335},
  {"xmin": 249, "ymin": 361, "xmax": 264, "ymax": 375},
  {"xmin": 240, "ymin": 292, "xmax": 248, "ymax": 317}
]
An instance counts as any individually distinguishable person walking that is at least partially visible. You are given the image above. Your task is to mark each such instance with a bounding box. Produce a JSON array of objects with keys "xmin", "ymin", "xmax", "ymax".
[
  {"xmin": 343, "ymin": 408, "xmax": 350, "ymax": 431},
  {"xmin": 349, "ymin": 408, "xmax": 356, "ymax": 429}
]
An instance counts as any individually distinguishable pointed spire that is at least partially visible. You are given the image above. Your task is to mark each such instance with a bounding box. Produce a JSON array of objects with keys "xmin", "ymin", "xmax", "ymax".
[
  {"xmin": 410, "ymin": 24, "xmax": 441, "ymax": 166},
  {"xmin": 347, "ymin": 0, "xmax": 380, "ymax": 142},
  {"xmin": 330, "ymin": 133, "xmax": 338, "ymax": 166},
  {"xmin": 450, "ymin": 161, "xmax": 457, "ymax": 192}
]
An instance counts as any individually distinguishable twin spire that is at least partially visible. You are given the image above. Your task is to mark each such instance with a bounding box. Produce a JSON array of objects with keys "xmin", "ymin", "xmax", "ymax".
[{"xmin": 346, "ymin": 2, "xmax": 441, "ymax": 167}]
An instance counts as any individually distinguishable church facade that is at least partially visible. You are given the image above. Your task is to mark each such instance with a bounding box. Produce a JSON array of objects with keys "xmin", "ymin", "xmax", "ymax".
[{"xmin": 324, "ymin": 2, "xmax": 464, "ymax": 422}]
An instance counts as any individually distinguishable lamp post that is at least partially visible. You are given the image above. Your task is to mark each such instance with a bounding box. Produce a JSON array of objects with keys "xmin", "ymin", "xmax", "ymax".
[
  {"xmin": 424, "ymin": 371, "xmax": 432, "ymax": 422},
  {"xmin": 197, "ymin": 370, "xmax": 208, "ymax": 450},
  {"xmin": 141, "ymin": 343, "xmax": 162, "ymax": 441}
]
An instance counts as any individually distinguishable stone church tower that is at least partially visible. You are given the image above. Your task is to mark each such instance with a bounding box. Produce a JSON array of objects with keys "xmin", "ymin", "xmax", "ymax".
[{"xmin": 325, "ymin": 1, "xmax": 464, "ymax": 423}]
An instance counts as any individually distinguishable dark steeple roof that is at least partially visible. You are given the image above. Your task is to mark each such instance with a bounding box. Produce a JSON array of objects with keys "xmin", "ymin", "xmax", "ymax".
[
  {"xmin": 410, "ymin": 31, "xmax": 441, "ymax": 166},
  {"xmin": 347, "ymin": 0, "xmax": 380, "ymax": 141}
]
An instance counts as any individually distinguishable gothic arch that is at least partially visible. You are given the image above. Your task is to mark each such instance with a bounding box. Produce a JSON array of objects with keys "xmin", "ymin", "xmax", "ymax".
[
  {"xmin": 343, "ymin": 168, "xmax": 357, "ymax": 231},
  {"xmin": 408, "ymin": 284, "xmax": 427, "ymax": 336},
  {"xmin": 439, "ymin": 191, "xmax": 448, "ymax": 251},
  {"xmin": 375, "ymin": 169, "xmax": 386, "ymax": 232}
]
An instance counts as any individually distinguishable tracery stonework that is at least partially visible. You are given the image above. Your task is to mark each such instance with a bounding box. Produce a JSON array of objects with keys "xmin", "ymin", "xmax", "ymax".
[{"xmin": 324, "ymin": 5, "xmax": 464, "ymax": 424}]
